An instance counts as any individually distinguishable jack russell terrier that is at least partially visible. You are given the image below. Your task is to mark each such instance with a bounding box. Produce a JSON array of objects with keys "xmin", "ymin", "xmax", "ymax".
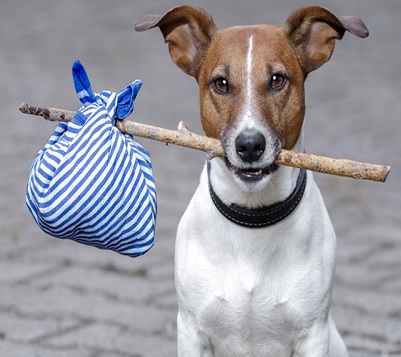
[{"xmin": 135, "ymin": 5, "xmax": 368, "ymax": 356}]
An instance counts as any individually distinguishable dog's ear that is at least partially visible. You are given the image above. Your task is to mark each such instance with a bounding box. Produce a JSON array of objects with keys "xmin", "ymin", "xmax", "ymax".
[
  {"xmin": 135, "ymin": 6, "xmax": 217, "ymax": 78},
  {"xmin": 282, "ymin": 5, "xmax": 369, "ymax": 74}
]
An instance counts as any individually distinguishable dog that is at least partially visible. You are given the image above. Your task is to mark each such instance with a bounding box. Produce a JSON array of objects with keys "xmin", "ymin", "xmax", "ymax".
[{"xmin": 135, "ymin": 5, "xmax": 368, "ymax": 356}]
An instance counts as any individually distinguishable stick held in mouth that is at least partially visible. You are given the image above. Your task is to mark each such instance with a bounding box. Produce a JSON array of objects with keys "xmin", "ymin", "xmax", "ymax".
[{"xmin": 19, "ymin": 102, "xmax": 391, "ymax": 182}]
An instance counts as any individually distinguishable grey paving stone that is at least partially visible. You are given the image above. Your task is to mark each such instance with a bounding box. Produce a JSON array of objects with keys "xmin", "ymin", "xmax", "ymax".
[
  {"xmin": 0, "ymin": 261, "xmax": 60, "ymax": 285},
  {"xmin": 43, "ymin": 323, "xmax": 176, "ymax": 357},
  {"xmin": 0, "ymin": 341, "xmax": 95, "ymax": 357},
  {"xmin": 30, "ymin": 265, "xmax": 175, "ymax": 305},
  {"xmin": 0, "ymin": 311, "xmax": 80, "ymax": 344}
]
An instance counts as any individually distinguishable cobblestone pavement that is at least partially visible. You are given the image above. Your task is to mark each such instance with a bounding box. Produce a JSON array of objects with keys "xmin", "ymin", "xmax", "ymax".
[{"xmin": 1, "ymin": 0, "xmax": 400, "ymax": 356}]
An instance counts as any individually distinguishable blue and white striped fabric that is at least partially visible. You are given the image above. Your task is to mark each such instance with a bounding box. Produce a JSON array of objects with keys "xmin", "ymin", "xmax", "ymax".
[{"xmin": 26, "ymin": 60, "xmax": 157, "ymax": 257}]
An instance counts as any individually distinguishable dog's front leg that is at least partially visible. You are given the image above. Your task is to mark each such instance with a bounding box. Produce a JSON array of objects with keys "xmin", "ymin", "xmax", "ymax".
[
  {"xmin": 292, "ymin": 316, "xmax": 348, "ymax": 357},
  {"xmin": 177, "ymin": 311, "xmax": 214, "ymax": 357},
  {"xmin": 291, "ymin": 321, "xmax": 331, "ymax": 357}
]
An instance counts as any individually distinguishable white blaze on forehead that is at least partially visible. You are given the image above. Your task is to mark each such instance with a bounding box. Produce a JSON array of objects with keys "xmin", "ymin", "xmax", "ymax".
[
  {"xmin": 246, "ymin": 35, "xmax": 254, "ymax": 104},
  {"xmin": 239, "ymin": 34, "xmax": 256, "ymax": 130}
]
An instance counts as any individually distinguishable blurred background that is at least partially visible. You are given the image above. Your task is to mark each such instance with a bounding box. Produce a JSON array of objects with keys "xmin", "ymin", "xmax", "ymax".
[{"xmin": 1, "ymin": 1, "xmax": 400, "ymax": 356}]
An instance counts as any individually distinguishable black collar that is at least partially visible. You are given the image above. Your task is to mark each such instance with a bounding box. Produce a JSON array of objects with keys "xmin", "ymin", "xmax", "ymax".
[{"xmin": 208, "ymin": 162, "xmax": 307, "ymax": 228}]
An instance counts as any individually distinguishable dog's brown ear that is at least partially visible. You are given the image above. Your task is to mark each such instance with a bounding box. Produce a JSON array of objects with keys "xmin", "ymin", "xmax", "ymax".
[
  {"xmin": 282, "ymin": 5, "xmax": 369, "ymax": 74},
  {"xmin": 135, "ymin": 6, "xmax": 217, "ymax": 78}
]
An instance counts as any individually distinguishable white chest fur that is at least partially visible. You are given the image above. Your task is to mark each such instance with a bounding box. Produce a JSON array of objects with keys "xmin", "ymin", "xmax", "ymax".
[{"xmin": 175, "ymin": 166, "xmax": 337, "ymax": 356}]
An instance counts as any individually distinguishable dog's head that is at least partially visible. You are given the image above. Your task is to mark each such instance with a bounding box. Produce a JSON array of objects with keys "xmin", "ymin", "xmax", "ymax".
[{"xmin": 135, "ymin": 6, "xmax": 368, "ymax": 190}]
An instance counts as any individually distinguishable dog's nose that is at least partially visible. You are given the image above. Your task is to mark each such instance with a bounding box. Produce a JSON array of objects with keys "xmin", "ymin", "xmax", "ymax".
[{"xmin": 235, "ymin": 129, "xmax": 266, "ymax": 163}]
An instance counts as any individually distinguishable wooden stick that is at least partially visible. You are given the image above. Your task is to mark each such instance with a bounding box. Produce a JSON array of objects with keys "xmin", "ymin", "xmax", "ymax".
[{"xmin": 19, "ymin": 102, "xmax": 391, "ymax": 182}]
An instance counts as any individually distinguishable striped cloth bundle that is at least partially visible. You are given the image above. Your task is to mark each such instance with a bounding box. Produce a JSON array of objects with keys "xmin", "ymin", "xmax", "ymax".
[{"xmin": 26, "ymin": 61, "xmax": 157, "ymax": 257}]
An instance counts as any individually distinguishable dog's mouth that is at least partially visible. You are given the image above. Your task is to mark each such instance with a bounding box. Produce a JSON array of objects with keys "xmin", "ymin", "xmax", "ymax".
[{"xmin": 225, "ymin": 158, "xmax": 279, "ymax": 182}]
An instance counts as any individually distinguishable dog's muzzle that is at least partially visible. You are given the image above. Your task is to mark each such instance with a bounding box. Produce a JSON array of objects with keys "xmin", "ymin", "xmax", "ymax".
[
  {"xmin": 235, "ymin": 128, "xmax": 266, "ymax": 163},
  {"xmin": 225, "ymin": 127, "xmax": 280, "ymax": 181}
]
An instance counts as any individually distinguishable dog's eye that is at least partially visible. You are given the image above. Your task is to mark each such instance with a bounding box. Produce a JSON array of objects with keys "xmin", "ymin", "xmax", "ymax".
[
  {"xmin": 213, "ymin": 77, "xmax": 229, "ymax": 94},
  {"xmin": 270, "ymin": 73, "xmax": 287, "ymax": 90}
]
